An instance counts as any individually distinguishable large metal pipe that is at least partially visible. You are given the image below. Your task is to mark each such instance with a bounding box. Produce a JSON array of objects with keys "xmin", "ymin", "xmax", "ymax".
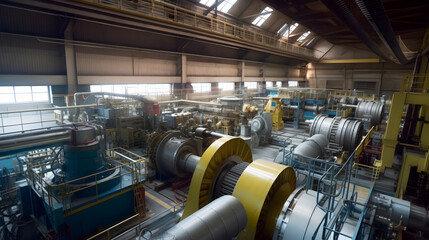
[
  {"xmin": 320, "ymin": 0, "xmax": 391, "ymax": 62},
  {"xmin": 310, "ymin": 115, "xmax": 363, "ymax": 151},
  {"xmin": 294, "ymin": 134, "xmax": 329, "ymax": 159},
  {"xmin": 74, "ymin": 92, "xmax": 155, "ymax": 105},
  {"xmin": 0, "ymin": 130, "xmax": 71, "ymax": 156},
  {"xmin": 0, "ymin": 127, "xmax": 70, "ymax": 141},
  {"xmin": 155, "ymin": 195, "xmax": 247, "ymax": 240},
  {"xmin": 355, "ymin": 0, "xmax": 413, "ymax": 64}
]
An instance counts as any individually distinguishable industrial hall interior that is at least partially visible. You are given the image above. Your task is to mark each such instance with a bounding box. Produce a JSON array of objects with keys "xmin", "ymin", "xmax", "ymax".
[{"xmin": 0, "ymin": 0, "xmax": 429, "ymax": 239}]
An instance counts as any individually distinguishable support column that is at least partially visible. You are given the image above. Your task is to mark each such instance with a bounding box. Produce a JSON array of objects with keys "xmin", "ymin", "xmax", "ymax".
[
  {"xmin": 64, "ymin": 20, "xmax": 78, "ymax": 95},
  {"xmin": 175, "ymin": 55, "xmax": 188, "ymax": 99},
  {"xmin": 236, "ymin": 61, "xmax": 245, "ymax": 93}
]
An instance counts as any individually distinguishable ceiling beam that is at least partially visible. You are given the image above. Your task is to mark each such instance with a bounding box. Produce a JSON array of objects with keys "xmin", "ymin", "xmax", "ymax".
[
  {"xmin": 241, "ymin": 10, "xmax": 273, "ymax": 20},
  {"xmin": 203, "ymin": 0, "xmax": 225, "ymax": 16}
]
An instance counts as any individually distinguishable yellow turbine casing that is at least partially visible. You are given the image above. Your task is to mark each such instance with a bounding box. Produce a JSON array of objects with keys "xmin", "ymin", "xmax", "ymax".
[
  {"xmin": 233, "ymin": 159, "xmax": 296, "ymax": 240},
  {"xmin": 181, "ymin": 137, "xmax": 252, "ymax": 219}
]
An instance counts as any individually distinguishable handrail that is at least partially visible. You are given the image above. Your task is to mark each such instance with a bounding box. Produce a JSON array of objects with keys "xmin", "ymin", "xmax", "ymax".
[
  {"xmin": 74, "ymin": 0, "xmax": 323, "ymax": 60},
  {"xmin": 27, "ymin": 148, "xmax": 147, "ymax": 214},
  {"xmin": 400, "ymin": 74, "xmax": 429, "ymax": 93}
]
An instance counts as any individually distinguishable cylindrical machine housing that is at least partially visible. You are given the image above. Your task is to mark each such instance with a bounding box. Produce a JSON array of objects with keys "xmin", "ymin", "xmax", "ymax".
[
  {"xmin": 64, "ymin": 126, "xmax": 103, "ymax": 181},
  {"xmin": 310, "ymin": 115, "xmax": 363, "ymax": 151},
  {"xmin": 155, "ymin": 132, "xmax": 201, "ymax": 178},
  {"xmin": 294, "ymin": 134, "xmax": 329, "ymax": 159},
  {"xmin": 273, "ymin": 188, "xmax": 324, "ymax": 240},
  {"xmin": 355, "ymin": 101, "xmax": 384, "ymax": 125},
  {"xmin": 157, "ymin": 195, "xmax": 247, "ymax": 240}
]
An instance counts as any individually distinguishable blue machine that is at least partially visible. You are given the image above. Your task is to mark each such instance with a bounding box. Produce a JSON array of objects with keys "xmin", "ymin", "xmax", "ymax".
[{"xmin": 0, "ymin": 125, "xmax": 147, "ymax": 239}]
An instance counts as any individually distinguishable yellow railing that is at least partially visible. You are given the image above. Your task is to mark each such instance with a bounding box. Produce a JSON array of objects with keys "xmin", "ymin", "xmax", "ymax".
[
  {"xmin": 400, "ymin": 74, "xmax": 429, "ymax": 93},
  {"xmin": 27, "ymin": 148, "xmax": 147, "ymax": 216},
  {"xmin": 278, "ymin": 88, "xmax": 328, "ymax": 99},
  {"xmin": 327, "ymin": 89, "xmax": 375, "ymax": 100},
  {"xmin": 353, "ymin": 162, "xmax": 380, "ymax": 183},
  {"xmin": 75, "ymin": 0, "xmax": 322, "ymax": 59},
  {"xmin": 354, "ymin": 126, "xmax": 375, "ymax": 160}
]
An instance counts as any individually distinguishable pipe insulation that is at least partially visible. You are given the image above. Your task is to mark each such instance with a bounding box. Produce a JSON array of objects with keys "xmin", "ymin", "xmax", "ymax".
[
  {"xmin": 155, "ymin": 195, "xmax": 247, "ymax": 240},
  {"xmin": 355, "ymin": 0, "xmax": 413, "ymax": 64},
  {"xmin": 310, "ymin": 115, "xmax": 363, "ymax": 151},
  {"xmin": 320, "ymin": 0, "xmax": 391, "ymax": 62}
]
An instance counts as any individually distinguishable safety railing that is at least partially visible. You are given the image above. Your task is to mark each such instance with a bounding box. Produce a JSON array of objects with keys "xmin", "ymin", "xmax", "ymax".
[
  {"xmin": 352, "ymin": 162, "xmax": 380, "ymax": 183},
  {"xmin": 26, "ymin": 149, "xmax": 147, "ymax": 216},
  {"xmin": 106, "ymin": 147, "xmax": 148, "ymax": 180},
  {"xmin": 354, "ymin": 126, "xmax": 375, "ymax": 159},
  {"xmin": 112, "ymin": 201, "xmax": 185, "ymax": 240},
  {"xmin": 400, "ymin": 74, "xmax": 429, "ymax": 93},
  {"xmin": 327, "ymin": 89, "xmax": 375, "ymax": 100},
  {"xmin": 75, "ymin": 0, "xmax": 323, "ymax": 59}
]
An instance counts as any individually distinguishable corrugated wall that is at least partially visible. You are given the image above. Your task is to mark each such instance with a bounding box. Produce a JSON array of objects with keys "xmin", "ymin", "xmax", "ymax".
[
  {"xmin": 307, "ymin": 62, "xmax": 414, "ymax": 95},
  {"xmin": 0, "ymin": 35, "xmax": 66, "ymax": 76}
]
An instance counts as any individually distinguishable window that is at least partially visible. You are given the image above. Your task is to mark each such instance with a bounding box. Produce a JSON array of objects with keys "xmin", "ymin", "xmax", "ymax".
[
  {"xmin": 304, "ymin": 37, "xmax": 317, "ymax": 46},
  {"xmin": 200, "ymin": 0, "xmax": 215, "ymax": 7},
  {"xmin": 252, "ymin": 7, "xmax": 273, "ymax": 27},
  {"xmin": 219, "ymin": 82, "xmax": 234, "ymax": 91},
  {"xmin": 276, "ymin": 81, "xmax": 282, "ymax": 87},
  {"xmin": 192, "ymin": 83, "xmax": 211, "ymax": 93},
  {"xmin": 283, "ymin": 23, "xmax": 299, "ymax": 38},
  {"xmin": 200, "ymin": 0, "xmax": 237, "ymax": 13},
  {"xmin": 218, "ymin": 0, "xmax": 237, "ymax": 13},
  {"xmin": 266, "ymin": 82, "xmax": 273, "ymax": 88},
  {"xmin": 244, "ymin": 82, "xmax": 257, "ymax": 89},
  {"xmin": 90, "ymin": 84, "xmax": 171, "ymax": 96},
  {"xmin": 288, "ymin": 81, "xmax": 298, "ymax": 87},
  {"xmin": 277, "ymin": 24, "xmax": 288, "ymax": 34},
  {"xmin": 0, "ymin": 87, "xmax": 14, "ymax": 104},
  {"xmin": 0, "ymin": 86, "xmax": 50, "ymax": 104},
  {"xmin": 297, "ymin": 31, "xmax": 311, "ymax": 42}
]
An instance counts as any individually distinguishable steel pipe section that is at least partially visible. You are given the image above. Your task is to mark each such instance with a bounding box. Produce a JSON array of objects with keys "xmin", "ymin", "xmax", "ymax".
[
  {"xmin": 157, "ymin": 195, "xmax": 247, "ymax": 240},
  {"xmin": 0, "ymin": 128, "xmax": 71, "ymax": 157},
  {"xmin": 355, "ymin": 101, "xmax": 384, "ymax": 125},
  {"xmin": 310, "ymin": 115, "xmax": 363, "ymax": 151},
  {"xmin": 273, "ymin": 188, "xmax": 324, "ymax": 240},
  {"xmin": 294, "ymin": 134, "xmax": 328, "ymax": 159}
]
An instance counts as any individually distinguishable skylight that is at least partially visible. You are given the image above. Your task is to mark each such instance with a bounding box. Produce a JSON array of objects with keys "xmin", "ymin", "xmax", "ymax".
[
  {"xmin": 200, "ymin": 0, "xmax": 215, "ymax": 7},
  {"xmin": 200, "ymin": 0, "xmax": 237, "ymax": 13},
  {"xmin": 252, "ymin": 7, "xmax": 273, "ymax": 27},
  {"xmin": 304, "ymin": 37, "xmax": 316, "ymax": 46},
  {"xmin": 297, "ymin": 31, "xmax": 311, "ymax": 42},
  {"xmin": 283, "ymin": 23, "xmax": 299, "ymax": 38},
  {"xmin": 277, "ymin": 23, "xmax": 288, "ymax": 34},
  {"xmin": 218, "ymin": 0, "xmax": 237, "ymax": 13}
]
